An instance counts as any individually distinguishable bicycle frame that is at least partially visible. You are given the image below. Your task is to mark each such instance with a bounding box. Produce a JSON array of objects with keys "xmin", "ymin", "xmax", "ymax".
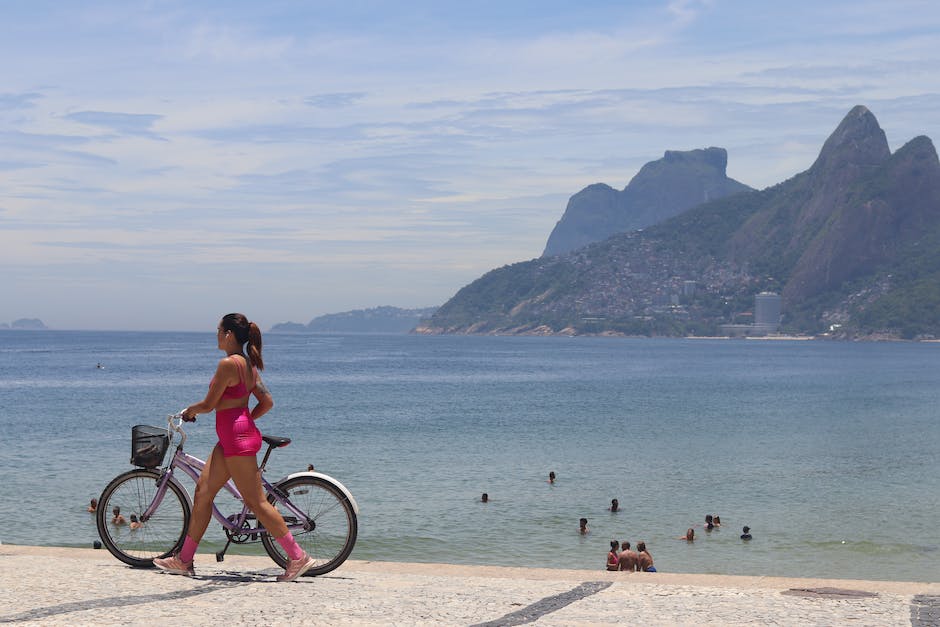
[{"xmin": 142, "ymin": 422, "xmax": 313, "ymax": 538}]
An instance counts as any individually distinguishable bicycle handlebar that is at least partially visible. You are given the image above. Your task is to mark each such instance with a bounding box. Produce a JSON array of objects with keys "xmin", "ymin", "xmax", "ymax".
[{"xmin": 167, "ymin": 411, "xmax": 188, "ymax": 449}]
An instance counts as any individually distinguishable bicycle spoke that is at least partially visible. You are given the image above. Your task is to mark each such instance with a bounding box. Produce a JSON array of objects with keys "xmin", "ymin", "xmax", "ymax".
[
  {"xmin": 96, "ymin": 470, "xmax": 190, "ymax": 567},
  {"xmin": 262, "ymin": 476, "xmax": 357, "ymax": 576}
]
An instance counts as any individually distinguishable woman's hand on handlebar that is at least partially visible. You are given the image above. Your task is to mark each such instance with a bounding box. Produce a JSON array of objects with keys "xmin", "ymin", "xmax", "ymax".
[{"xmin": 168, "ymin": 409, "xmax": 194, "ymax": 426}]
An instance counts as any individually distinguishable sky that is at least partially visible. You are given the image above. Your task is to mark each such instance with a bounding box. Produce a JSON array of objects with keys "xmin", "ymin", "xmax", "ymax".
[{"xmin": 2, "ymin": 0, "xmax": 940, "ymax": 331}]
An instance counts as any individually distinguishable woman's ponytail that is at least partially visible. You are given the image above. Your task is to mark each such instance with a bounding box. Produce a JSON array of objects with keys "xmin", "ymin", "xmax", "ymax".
[{"xmin": 247, "ymin": 321, "xmax": 264, "ymax": 371}]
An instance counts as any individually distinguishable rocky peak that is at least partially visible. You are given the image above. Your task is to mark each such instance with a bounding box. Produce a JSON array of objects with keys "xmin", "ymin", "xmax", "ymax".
[
  {"xmin": 661, "ymin": 147, "xmax": 728, "ymax": 173},
  {"xmin": 542, "ymin": 147, "xmax": 751, "ymax": 257},
  {"xmin": 809, "ymin": 105, "xmax": 890, "ymax": 176}
]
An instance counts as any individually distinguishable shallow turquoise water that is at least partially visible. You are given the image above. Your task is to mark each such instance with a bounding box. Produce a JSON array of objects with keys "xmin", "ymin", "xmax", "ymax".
[{"xmin": 1, "ymin": 331, "xmax": 938, "ymax": 582}]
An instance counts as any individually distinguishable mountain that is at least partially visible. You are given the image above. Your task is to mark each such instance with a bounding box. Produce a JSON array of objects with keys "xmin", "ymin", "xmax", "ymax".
[
  {"xmin": 271, "ymin": 306, "xmax": 438, "ymax": 334},
  {"xmin": 542, "ymin": 147, "xmax": 752, "ymax": 256},
  {"xmin": 418, "ymin": 106, "xmax": 940, "ymax": 339}
]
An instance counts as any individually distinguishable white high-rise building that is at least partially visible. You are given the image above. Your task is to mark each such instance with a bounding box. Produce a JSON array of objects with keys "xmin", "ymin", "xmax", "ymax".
[{"xmin": 754, "ymin": 292, "xmax": 782, "ymax": 333}]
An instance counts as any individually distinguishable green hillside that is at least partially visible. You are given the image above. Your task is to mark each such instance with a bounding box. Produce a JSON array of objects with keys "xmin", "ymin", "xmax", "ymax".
[{"xmin": 419, "ymin": 106, "xmax": 940, "ymax": 339}]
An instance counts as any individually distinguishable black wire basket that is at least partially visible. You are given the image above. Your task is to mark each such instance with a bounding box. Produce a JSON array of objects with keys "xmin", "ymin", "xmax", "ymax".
[{"xmin": 130, "ymin": 425, "xmax": 170, "ymax": 468}]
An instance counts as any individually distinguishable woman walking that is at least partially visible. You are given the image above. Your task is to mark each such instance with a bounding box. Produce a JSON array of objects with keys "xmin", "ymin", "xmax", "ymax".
[{"xmin": 153, "ymin": 313, "xmax": 315, "ymax": 581}]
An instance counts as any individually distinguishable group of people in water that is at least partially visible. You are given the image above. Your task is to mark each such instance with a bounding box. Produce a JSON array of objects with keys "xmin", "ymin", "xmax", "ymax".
[
  {"xmin": 479, "ymin": 472, "xmax": 661, "ymax": 571},
  {"xmin": 603, "ymin": 508, "xmax": 754, "ymax": 572},
  {"xmin": 600, "ymin": 497, "xmax": 657, "ymax": 571},
  {"xmin": 679, "ymin": 514, "xmax": 753, "ymax": 542},
  {"xmin": 606, "ymin": 539, "xmax": 656, "ymax": 572},
  {"xmin": 87, "ymin": 498, "xmax": 142, "ymax": 529},
  {"xmin": 88, "ymin": 499, "xmax": 144, "ymax": 529}
]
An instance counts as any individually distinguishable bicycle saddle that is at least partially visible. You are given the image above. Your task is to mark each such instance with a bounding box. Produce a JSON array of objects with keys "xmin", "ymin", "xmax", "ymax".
[{"xmin": 262, "ymin": 435, "xmax": 291, "ymax": 448}]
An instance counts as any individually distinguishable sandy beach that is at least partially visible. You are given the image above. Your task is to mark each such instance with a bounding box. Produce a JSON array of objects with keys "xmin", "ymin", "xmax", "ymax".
[{"xmin": 1, "ymin": 545, "xmax": 938, "ymax": 626}]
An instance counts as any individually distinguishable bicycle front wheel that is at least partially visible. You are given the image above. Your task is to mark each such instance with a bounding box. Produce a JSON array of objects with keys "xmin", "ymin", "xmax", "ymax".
[
  {"xmin": 96, "ymin": 469, "xmax": 191, "ymax": 568},
  {"xmin": 262, "ymin": 476, "xmax": 358, "ymax": 576}
]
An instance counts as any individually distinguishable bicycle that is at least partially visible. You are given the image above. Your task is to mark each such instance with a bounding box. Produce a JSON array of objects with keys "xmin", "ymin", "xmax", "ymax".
[{"xmin": 96, "ymin": 414, "xmax": 359, "ymax": 576}]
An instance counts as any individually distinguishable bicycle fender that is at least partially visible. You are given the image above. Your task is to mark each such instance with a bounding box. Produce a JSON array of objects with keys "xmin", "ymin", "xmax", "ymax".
[
  {"xmin": 281, "ymin": 471, "xmax": 360, "ymax": 515},
  {"xmin": 164, "ymin": 473, "xmax": 194, "ymax": 510}
]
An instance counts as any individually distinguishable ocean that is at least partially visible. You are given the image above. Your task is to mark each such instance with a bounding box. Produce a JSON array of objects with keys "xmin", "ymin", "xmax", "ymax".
[{"xmin": 1, "ymin": 330, "xmax": 938, "ymax": 582}]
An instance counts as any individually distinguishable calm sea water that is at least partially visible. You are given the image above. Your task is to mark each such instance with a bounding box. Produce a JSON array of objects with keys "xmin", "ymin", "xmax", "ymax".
[{"xmin": 1, "ymin": 330, "xmax": 938, "ymax": 583}]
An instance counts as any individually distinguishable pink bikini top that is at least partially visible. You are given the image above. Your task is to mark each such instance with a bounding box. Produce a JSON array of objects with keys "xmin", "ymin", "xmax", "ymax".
[{"xmin": 214, "ymin": 356, "xmax": 255, "ymax": 399}]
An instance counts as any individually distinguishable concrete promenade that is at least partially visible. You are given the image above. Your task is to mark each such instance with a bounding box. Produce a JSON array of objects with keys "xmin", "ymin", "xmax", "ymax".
[{"xmin": 1, "ymin": 545, "xmax": 939, "ymax": 626}]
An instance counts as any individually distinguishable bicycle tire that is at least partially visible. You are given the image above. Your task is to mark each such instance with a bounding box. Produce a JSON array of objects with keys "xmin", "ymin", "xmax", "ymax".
[
  {"xmin": 261, "ymin": 475, "xmax": 358, "ymax": 576},
  {"xmin": 96, "ymin": 469, "xmax": 191, "ymax": 568}
]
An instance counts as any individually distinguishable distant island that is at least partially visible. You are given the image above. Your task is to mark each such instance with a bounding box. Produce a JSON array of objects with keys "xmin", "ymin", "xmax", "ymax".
[
  {"xmin": 271, "ymin": 306, "xmax": 438, "ymax": 334},
  {"xmin": 0, "ymin": 318, "xmax": 48, "ymax": 330}
]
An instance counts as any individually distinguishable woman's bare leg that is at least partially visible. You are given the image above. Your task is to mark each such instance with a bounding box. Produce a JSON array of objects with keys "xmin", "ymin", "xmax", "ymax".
[
  {"xmin": 224, "ymin": 454, "xmax": 289, "ymax": 538},
  {"xmin": 186, "ymin": 444, "xmax": 232, "ymax": 544}
]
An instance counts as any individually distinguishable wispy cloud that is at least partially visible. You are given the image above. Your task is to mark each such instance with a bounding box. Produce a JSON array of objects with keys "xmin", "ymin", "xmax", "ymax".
[
  {"xmin": 305, "ymin": 92, "xmax": 367, "ymax": 108},
  {"xmin": 0, "ymin": 91, "xmax": 42, "ymax": 110},
  {"xmin": 65, "ymin": 111, "xmax": 164, "ymax": 138},
  {"xmin": 667, "ymin": 0, "xmax": 714, "ymax": 28},
  {"xmin": 181, "ymin": 22, "xmax": 294, "ymax": 61}
]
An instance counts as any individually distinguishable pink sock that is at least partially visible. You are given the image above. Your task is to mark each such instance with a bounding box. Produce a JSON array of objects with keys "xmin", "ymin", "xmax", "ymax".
[
  {"xmin": 179, "ymin": 535, "xmax": 198, "ymax": 563},
  {"xmin": 276, "ymin": 533, "xmax": 305, "ymax": 561}
]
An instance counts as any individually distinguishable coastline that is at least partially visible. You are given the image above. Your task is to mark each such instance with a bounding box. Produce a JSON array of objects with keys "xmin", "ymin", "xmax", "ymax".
[{"xmin": 3, "ymin": 545, "xmax": 938, "ymax": 625}]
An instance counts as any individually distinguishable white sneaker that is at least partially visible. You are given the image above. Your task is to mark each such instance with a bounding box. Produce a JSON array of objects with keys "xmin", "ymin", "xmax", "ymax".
[
  {"xmin": 277, "ymin": 553, "xmax": 316, "ymax": 582},
  {"xmin": 152, "ymin": 554, "xmax": 195, "ymax": 576}
]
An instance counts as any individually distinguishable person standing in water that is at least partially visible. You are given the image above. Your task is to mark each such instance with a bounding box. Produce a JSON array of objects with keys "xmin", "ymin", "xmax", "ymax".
[
  {"xmin": 153, "ymin": 313, "xmax": 315, "ymax": 582},
  {"xmin": 606, "ymin": 540, "xmax": 620, "ymax": 571},
  {"xmin": 618, "ymin": 541, "xmax": 639, "ymax": 572},
  {"xmin": 637, "ymin": 542, "xmax": 656, "ymax": 572}
]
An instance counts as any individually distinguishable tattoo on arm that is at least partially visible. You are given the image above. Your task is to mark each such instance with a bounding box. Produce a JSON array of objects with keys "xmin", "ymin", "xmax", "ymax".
[{"xmin": 255, "ymin": 377, "xmax": 269, "ymax": 397}]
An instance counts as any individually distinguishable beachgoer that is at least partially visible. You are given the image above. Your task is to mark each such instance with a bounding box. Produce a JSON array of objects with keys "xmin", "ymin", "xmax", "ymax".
[
  {"xmin": 548, "ymin": 471, "xmax": 556, "ymax": 484},
  {"xmin": 637, "ymin": 542, "xmax": 656, "ymax": 572},
  {"xmin": 606, "ymin": 540, "xmax": 620, "ymax": 571},
  {"xmin": 307, "ymin": 464, "xmax": 315, "ymax": 471},
  {"xmin": 618, "ymin": 541, "xmax": 639, "ymax": 572},
  {"xmin": 713, "ymin": 515, "xmax": 721, "ymax": 527},
  {"xmin": 579, "ymin": 518, "xmax": 589, "ymax": 534},
  {"xmin": 153, "ymin": 313, "xmax": 315, "ymax": 582},
  {"xmin": 740, "ymin": 525, "xmax": 752, "ymax": 540},
  {"xmin": 87, "ymin": 498, "xmax": 97, "ymax": 513},
  {"xmin": 679, "ymin": 528, "xmax": 694, "ymax": 541},
  {"xmin": 129, "ymin": 514, "xmax": 142, "ymax": 530},
  {"xmin": 705, "ymin": 514, "xmax": 714, "ymax": 531},
  {"xmin": 481, "ymin": 493, "xmax": 489, "ymax": 503},
  {"xmin": 608, "ymin": 498, "xmax": 619, "ymax": 512},
  {"xmin": 111, "ymin": 506, "xmax": 126, "ymax": 526}
]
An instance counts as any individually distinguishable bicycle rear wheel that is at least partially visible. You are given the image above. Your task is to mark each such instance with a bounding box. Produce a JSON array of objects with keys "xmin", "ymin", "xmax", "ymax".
[
  {"xmin": 262, "ymin": 476, "xmax": 357, "ymax": 576},
  {"xmin": 96, "ymin": 469, "xmax": 191, "ymax": 568}
]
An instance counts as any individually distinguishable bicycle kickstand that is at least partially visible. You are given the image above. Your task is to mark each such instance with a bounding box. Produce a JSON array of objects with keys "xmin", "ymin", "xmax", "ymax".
[{"xmin": 216, "ymin": 538, "xmax": 232, "ymax": 562}]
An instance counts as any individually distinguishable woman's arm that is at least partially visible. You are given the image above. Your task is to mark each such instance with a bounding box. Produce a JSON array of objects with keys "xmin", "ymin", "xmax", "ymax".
[
  {"xmin": 182, "ymin": 357, "xmax": 236, "ymax": 420},
  {"xmin": 250, "ymin": 374, "xmax": 274, "ymax": 420}
]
